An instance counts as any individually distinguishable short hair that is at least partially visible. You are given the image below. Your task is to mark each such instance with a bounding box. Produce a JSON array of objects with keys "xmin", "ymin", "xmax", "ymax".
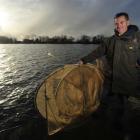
[{"xmin": 114, "ymin": 12, "xmax": 129, "ymax": 20}]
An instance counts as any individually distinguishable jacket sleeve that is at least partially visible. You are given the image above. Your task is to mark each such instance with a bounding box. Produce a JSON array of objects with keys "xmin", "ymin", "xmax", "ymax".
[
  {"xmin": 80, "ymin": 38, "xmax": 108, "ymax": 64},
  {"xmin": 136, "ymin": 31, "xmax": 140, "ymax": 65}
]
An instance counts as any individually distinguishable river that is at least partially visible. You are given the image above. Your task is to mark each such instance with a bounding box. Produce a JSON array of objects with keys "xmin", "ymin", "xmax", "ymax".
[{"xmin": 0, "ymin": 44, "xmax": 97, "ymax": 133}]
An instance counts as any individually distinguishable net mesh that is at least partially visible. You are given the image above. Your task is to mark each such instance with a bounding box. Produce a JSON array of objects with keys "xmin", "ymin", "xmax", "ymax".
[{"xmin": 35, "ymin": 64, "xmax": 104, "ymax": 135}]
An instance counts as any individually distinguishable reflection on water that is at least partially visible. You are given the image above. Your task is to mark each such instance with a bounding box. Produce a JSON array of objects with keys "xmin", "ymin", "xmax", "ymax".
[
  {"xmin": 0, "ymin": 46, "xmax": 7, "ymax": 81},
  {"xmin": 0, "ymin": 44, "xmax": 97, "ymax": 132}
]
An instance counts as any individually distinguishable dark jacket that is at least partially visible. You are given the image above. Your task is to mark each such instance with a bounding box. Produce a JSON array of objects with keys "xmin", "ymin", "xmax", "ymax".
[{"xmin": 81, "ymin": 25, "xmax": 140, "ymax": 97}]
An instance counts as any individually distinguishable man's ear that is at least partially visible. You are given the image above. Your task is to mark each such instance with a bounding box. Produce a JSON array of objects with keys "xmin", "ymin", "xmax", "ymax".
[{"xmin": 127, "ymin": 20, "xmax": 130, "ymax": 26}]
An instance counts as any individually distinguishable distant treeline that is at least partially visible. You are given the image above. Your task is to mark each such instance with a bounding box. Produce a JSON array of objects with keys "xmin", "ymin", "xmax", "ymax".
[{"xmin": 0, "ymin": 35, "xmax": 105, "ymax": 44}]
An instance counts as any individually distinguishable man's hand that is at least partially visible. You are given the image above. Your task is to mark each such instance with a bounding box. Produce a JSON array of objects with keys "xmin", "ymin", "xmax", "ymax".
[{"xmin": 78, "ymin": 60, "xmax": 84, "ymax": 64}]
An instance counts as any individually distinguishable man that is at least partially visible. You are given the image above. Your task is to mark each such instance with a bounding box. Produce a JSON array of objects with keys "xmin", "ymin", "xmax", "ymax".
[{"xmin": 80, "ymin": 12, "xmax": 140, "ymax": 140}]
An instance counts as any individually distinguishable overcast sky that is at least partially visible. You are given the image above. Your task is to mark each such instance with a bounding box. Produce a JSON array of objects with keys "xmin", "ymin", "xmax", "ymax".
[{"xmin": 0, "ymin": 0, "xmax": 140, "ymax": 38}]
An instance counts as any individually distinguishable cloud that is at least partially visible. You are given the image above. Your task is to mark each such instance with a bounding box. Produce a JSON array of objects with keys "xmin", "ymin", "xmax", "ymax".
[
  {"xmin": 0, "ymin": 0, "xmax": 140, "ymax": 37},
  {"xmin": 0, "ymin": 26, "xmax": 2, "ymax": 33}
]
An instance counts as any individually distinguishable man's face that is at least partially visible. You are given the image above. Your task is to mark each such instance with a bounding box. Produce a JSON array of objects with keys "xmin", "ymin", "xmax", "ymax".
[{"xmin": 114, "ymin": 16, "xmax": 129, "ymax": 36}]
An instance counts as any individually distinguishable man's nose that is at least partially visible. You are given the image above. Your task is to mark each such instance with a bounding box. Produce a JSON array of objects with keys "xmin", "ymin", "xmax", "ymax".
[{"xmin": 117, "ymin": 23, "xmax": 122, "ymax": 28}]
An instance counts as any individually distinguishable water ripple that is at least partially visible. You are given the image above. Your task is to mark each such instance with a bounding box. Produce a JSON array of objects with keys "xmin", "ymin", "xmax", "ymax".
[{"xmin": 0, "ymin": 44, "xmax": 96, "ymax": 132}]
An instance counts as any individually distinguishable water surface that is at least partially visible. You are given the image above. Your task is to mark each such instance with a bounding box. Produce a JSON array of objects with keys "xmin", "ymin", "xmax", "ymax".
[{"xmin": 0, "ymin": 44, "xmax": 97, "ymax": 132}]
